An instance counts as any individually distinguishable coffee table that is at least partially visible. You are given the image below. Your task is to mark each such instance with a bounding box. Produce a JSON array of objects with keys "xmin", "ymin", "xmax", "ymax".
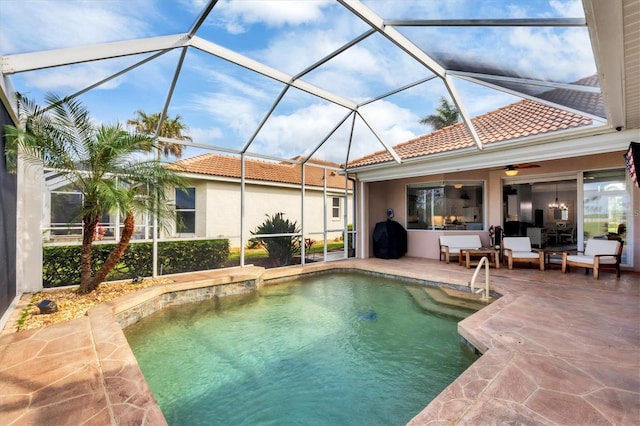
[{"xmin": 459, "ymin": 247, "xmax": 500, "ymax": 269}]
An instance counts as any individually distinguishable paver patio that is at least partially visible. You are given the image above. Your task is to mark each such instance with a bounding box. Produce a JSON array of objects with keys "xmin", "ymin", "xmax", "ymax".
[{"xmin": 1, "ymin": 258, "xmax": 638, "ymax": 425}]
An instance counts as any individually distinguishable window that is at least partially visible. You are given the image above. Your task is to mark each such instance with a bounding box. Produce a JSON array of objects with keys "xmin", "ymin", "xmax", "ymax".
[
  {"xmin": 175, "ymin": 188, "xmax": 196, "ymax": 234},
  {"xmin": 407, "ymin": 181, "xmax": 484, "ymax": 230},
  {"xmin": 50, "ymin": 192, "xmax": 82, "ymax": 235},
  {"xmin": 332, "ymin": 197, "xmax": 340, "ymax": 219}
]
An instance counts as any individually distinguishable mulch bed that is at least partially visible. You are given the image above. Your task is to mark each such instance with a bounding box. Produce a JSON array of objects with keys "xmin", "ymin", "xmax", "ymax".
[{"xmin": 14, "ymin": 278, "xmax": 172, "ymax": 332}]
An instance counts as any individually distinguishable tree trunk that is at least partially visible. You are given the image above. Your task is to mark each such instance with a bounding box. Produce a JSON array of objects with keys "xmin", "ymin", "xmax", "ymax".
[
  {"xmin": 78, "ymin": 215, "xmax": 99, "ymax": 293},
  {"xmin": 85, "ymin": 212, "xmax": 136, "ymax": 293}
]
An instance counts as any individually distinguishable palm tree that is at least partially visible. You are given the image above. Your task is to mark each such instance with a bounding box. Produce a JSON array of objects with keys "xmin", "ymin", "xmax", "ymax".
[
  {"xmin": 420, "ymin": 97, "xmax": 460, "ymax": 130},
  {"xmin": 4, "ymin": 94, "xmax": 186, "ymax": 293},
  {"xmin": 127, "ymin": 110, "xmax": 192, "ymax": 158}
]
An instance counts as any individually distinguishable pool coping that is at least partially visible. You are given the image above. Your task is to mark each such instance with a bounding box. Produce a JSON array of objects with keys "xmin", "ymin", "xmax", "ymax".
[{"xmin": 1, "ymin": 259, "xmax": 638, "ymax": 425}]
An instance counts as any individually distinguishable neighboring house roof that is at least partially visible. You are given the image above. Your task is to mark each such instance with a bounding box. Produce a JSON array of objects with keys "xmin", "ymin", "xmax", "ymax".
[
  {"xmin": 347, "ymin": 99, "xmax": 593, "ymax": 168},
  {"xmin": 168, "ymin": 153, "xmax": 351, "ymax": 190}
]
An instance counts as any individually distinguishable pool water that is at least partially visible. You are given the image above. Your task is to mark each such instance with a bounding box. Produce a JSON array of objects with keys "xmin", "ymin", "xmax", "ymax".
[{"xmin": 125, "ymin": 273, "xmax": 478, "ymax": 425}]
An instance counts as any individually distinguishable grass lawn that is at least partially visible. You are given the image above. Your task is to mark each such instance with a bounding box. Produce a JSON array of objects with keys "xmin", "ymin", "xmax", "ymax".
[{"xmin": 227, "ymin": 241, "xmax": 345, "ymax": 261}]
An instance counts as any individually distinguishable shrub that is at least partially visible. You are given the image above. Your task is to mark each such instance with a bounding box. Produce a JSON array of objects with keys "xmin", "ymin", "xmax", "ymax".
[
  {"xmin": 250, "ymin": 212, "xmax": 301, "ymax": 267},
  {"xmin": 42, "ymin": 239, "xmax": 230, "ymax": 288}
]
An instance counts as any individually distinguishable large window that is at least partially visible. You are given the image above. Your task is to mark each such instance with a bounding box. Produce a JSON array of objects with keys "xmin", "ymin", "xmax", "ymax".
[
  {"xmin": 407, "ymin": 181, "xmax": 484, "ymax": 230},
  {"xmin": 175, "ymin": 188, "xmax": 196, "ymax": 234}
]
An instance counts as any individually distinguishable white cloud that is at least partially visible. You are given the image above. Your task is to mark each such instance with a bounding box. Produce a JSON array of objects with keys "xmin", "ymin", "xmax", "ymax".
[
  {"xmin": 215, "ymin": 0, "xmax": 333, "ymax": 33},
  {"xmin": 0, "ymin": 1, "xmax": 152, "ymax": 54},
  {"xmin": 179, "ymin": 0, "xmax": 209, "ymax": 14},
  {"xmin": 258, "ymin": 29, "xmax": 344, "ymax": 74},
  {"xmin": 549, "ymin": 0, "xmax": 584, "ymax": 18},
  {"xmin": 20, "ymin": 61, "xmax": 126, "ymax": 92},
  {"xmin": 190, "ymin": 92, "xmax": 262, "ymax": 140},
  {"xmin": 510, "ymin": 27, "xmax": 595, "ymax": 81},
  {"xmin": 246, "ymin": 99, "xmax": 420, "ymax": 163},
  {"xmin": 196, "ymin": 66, "xmax": 275, "ymax": 102},
  {"xmin": 252, "ymin": 13, "xmax": 427, "ymax": 99},
  {"xmin": 356, "ymin": 100, "xmax": 421, "ymax": 144},
  {"xmin": 251, "ymin": 103, "xmax": 347, "ymax": 157},
  {"xmin": 0, "ymin": 0, "xmax": 162, "ymax": 95},
  {"xmin": 359, "ymin": 0, "xmax": 466, "ymax": 20},
  {"xmin": 187, "ymin": 126, "xmax": 224, "ymax": 145}
]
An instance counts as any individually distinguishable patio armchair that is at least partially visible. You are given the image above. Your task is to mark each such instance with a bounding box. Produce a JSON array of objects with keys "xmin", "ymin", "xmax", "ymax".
[
  {"xmin": 502, "ymin": 237, "xmax": 544, "ymax": 270},
  {"xmin": 561, "ymin": 238, "xmax": 623, "ymax": 279}
]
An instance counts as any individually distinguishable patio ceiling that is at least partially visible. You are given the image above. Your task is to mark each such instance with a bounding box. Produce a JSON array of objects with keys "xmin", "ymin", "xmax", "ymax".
[{"xmin": 0, "ymin": 0, "xmax": 636, "ymax": 170}]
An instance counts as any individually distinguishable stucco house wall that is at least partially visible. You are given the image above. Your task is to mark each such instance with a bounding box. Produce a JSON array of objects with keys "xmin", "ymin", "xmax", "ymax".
[{"xmin": 167, "ymin": 177, "xmax": 353, "ymax": 248}]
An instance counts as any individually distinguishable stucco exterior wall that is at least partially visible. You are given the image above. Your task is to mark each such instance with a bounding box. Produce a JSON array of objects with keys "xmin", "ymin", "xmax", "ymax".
[
  {"xmin": 360, "ymin": 151, "xmax": 639, "ymax": 271},
  {"xmin": 171, "ymin": 178, "xmax": 353, "ymax": 249},
  {"xmin": 17, "ymin": 160, "xmax": 44, "ymax": 293}
]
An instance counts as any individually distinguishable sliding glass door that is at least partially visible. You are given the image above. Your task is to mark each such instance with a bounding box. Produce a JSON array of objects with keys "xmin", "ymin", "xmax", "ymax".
[{"xmin": 583, "ymin": 169, "xmax": 632, "ymax": 265}]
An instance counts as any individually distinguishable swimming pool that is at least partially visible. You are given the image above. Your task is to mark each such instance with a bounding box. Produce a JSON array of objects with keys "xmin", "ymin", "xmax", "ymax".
[{"xmin": 125, "ymin": 272, "xmax": 478, "ymax": 425}]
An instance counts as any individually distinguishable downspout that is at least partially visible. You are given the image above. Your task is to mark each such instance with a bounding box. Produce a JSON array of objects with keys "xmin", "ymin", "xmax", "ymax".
[
  {"xmin": 301, "ymin": 163, "xmax": 306, "ymax": 265},
  {"xmin": 347, "ymin": 174, "xmax": 357, "ymax": 257},
  {"xmin": 240, "ymin": 153, "xmax": 245, "ymax": 267}
]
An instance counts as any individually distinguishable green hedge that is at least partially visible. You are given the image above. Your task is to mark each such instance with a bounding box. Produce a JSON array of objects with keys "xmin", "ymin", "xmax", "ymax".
[{"xmin": 43, "ymin": 239, "xmax": 230, "ymax": 288}]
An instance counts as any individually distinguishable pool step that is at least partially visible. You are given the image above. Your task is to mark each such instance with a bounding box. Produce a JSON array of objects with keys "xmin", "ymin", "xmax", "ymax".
[
  {"xmin": 406, "ymin": 286, "xmax": 478, "ymax": 319},
  {"xmin": 438, "ymin": 286, "xmax": 495, "ymax": 306}
]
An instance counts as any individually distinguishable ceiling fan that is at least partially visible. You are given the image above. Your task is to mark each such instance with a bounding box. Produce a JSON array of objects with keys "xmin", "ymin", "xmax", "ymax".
[{"xmin": 503, "ymin": 163, "xmax": 540, "ymax": 176}]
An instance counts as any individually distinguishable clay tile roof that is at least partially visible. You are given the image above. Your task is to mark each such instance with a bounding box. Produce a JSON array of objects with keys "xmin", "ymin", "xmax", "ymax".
[
  {"xmin": 167, "ymin": 154, "xmax": 350, "ymax": 189},
  {"xmin": 347, "ymin": 99, "xmax": 593, "ymax": 168},
  {"xmin": 537, "ymin": 75, "xmax": 605, "ymax": 118}
]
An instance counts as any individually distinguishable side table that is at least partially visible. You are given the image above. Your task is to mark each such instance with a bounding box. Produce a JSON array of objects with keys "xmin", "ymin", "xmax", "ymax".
[
  {"xmin": 460, "ymin": 247, "xmax": 500, "ymax": 269},
  {"xmin": 543, "ymin": 250, "xmax": 564, "ymax": 269}
]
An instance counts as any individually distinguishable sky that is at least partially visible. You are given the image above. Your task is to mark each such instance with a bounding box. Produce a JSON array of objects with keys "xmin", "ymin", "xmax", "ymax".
[{"xmin": 0, "ymin": 0, "xmax": 597, "ymax": 164}]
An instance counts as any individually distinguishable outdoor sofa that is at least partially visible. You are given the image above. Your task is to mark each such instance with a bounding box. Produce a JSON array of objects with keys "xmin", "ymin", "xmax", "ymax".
[{"xmin": 439, "ymin": 235, "xmax": 482, "ymax": 264}]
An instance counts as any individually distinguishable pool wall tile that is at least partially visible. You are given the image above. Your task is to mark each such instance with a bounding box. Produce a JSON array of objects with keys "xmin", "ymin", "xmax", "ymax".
[{"xmin": 115, "ymin": 278, "xmax": 260, "ymax": 328}]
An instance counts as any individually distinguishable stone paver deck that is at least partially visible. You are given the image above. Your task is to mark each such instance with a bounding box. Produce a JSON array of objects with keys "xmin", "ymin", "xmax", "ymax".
[{"xmin": 1, "ymin": 259, "xmax": 638, "ymax": 425}]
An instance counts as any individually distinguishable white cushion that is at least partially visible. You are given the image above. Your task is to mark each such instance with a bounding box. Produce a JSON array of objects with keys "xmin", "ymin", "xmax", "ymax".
[
  {"xmin": 584, "ymin": 239, "xmax": 620, "ymax": 257},
  {"xmin": 566, "ymin": 255, "xmax": 618, "ymax": 265},
  {"xmin": 509, "ymin": 251, "xmax": 540, "ymax": 259},
  {"xmin": 503, "ymin": 237, "xmax": 532, "ymax": 252},
  {"xmin": 439, "ymin": 235, "xmax": 482, "ymax": 251}
]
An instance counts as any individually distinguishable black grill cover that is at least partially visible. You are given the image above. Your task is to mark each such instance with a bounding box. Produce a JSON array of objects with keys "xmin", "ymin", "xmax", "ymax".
[{"xmin": 372, "ymin": 220, "xmax": 407, "ymax": 259}]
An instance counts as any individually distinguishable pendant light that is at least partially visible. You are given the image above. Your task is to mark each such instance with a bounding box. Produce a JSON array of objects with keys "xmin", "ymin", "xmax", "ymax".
[{"xmin": 548, "ymin": 184, "xmax": 567, "ymax": 210}]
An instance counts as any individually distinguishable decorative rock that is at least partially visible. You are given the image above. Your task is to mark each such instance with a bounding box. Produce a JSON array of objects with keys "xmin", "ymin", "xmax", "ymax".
[{"xmin": 37, "ymin": 299, "xmax": 58, "ymax": 314}]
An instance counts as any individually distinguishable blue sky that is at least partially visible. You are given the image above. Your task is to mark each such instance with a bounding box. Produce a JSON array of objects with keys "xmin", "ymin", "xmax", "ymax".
[{"xmin": 0, "ymin": 0, "xmax": 596, "ymax": 163}]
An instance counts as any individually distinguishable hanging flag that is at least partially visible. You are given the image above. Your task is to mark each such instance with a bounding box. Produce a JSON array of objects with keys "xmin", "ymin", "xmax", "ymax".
[{"xmin": 624, "ymin": 142, "xmax": 640, "ymax": 188}]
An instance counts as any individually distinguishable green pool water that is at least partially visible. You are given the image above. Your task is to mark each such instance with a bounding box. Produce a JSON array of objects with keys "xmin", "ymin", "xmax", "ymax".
[{"xmin": 125, "ymin": 273, "xmax": 478, "ymax": 426}]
